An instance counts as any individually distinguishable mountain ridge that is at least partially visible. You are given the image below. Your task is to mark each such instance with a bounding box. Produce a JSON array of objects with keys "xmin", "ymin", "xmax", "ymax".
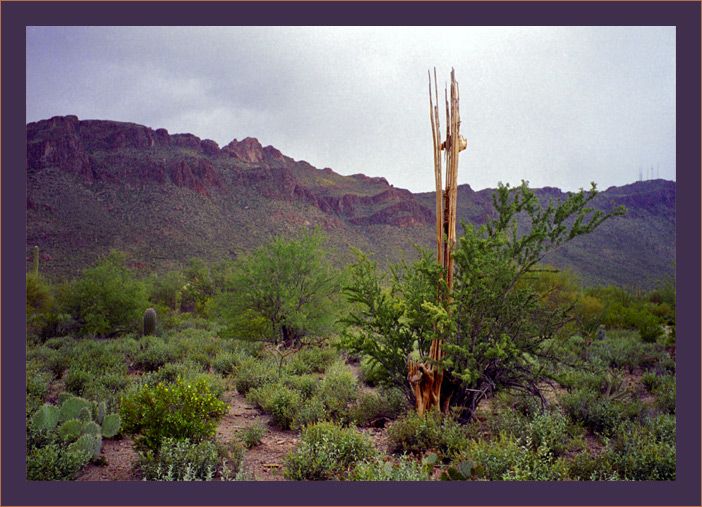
[{"xmin": 26, "ymin": 116, "xmax": 675, "ymax": 289}]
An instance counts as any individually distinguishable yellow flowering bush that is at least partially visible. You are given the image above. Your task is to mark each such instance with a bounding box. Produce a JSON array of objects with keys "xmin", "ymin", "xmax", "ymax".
[{"xmin": 120, "ymin": 378, "xmax": 228, "ymax": 451}]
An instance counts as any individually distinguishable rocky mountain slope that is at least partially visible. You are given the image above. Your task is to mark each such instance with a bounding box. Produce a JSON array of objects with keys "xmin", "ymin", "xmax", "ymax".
[{"xmin": 26, "ymin": 116, "xmax": 675, "ymax": 289}]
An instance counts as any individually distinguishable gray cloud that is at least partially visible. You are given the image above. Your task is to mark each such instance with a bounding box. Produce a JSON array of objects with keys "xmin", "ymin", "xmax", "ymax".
[{"xmin": 27, "ymin": 26, "xmax": 675, "ymax": 193}]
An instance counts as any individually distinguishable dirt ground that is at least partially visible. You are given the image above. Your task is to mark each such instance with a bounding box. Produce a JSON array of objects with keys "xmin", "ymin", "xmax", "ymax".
[{"xmin": 75, "ymin": 366, "xmax": 390, "ymax": 481}]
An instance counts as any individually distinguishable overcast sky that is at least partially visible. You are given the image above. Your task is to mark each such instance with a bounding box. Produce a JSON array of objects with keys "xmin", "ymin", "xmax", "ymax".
[{"xmin": 26, "ymin": 26, "xmax": 675, "ymax": 193}]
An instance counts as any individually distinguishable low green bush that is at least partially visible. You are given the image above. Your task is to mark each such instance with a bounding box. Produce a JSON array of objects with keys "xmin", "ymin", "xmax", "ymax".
[
  {"xmin": 612, "ymin": 418, "xmax": 676, "ymax": 480},
  {"xmin": 502, "ymin": 437, "xmax": 569, "ymax": 481},
  {"xmin": 27, "ymin": 442, "xmax": 92, "ymax": 481},
  {"xmin": 284, "ymin": 374, "xmax": 319, "ymax": 400},
  {"xmin": 315, "ymin": 362, "xmax": 358, "ymax": 423},
  {"xmin": 286, "ymin": 346, "xmax": 338, "ymax": 375},
  {"xmin": 239, "ymin": 422, "xmax": 266, "ymax": 449},
  {"xmin": 526, "ymin": 411, "xmax": 570, "ymax": 456},
  {"xmin": 120, "ymin": 377, "xmax": 229, "ymax": 452},
  {"xmin": 233, "ymin": 357, "xmax": 276, "ymax": 395},
  {"xmin": 463, "ymin": 432, "xmax": 521, "ymax": 480},
  {"xmin": 350, "ymin": 454, "xmax": 432, "ymax": 481},
  {"xmin": 351, "ymin": 388, "xmax": 408, "ymax": 427},
  {"xmin": 386, "ymin": 409, "xmax": 469, "ymax": 459},
  {"xmin": 247, "ymin": 383, "xmax": 300, "ymax": 430},
  {"xmin": 139, "ymin": 438, "xmax": 229, "ymax": 481},
  {"xmin": 284, "ymin": 421, "xmax": 376, "ymax": 480},
  {"xmin": 133, "ymin": 337, "xmax": 179, "ymax": 372}
]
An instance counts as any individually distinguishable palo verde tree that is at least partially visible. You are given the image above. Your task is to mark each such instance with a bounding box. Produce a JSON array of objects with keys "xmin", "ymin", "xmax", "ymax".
[
  {"xmin": 60, "ymin": 250, "xmax": 149, "ymax": 337},
  {"xmin": 341, "ymin": 181, "xmax": 625, "ymax": 420},
  {"xmin": 220, "ymin": 227, "xmax": 342, "ymax": 347}
]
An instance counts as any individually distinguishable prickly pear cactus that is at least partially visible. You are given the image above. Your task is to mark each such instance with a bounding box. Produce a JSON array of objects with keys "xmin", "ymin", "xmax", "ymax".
[
  {"xmin": 58, "ymin": 419, "xmax": 84, "ymax": 442},
  {"xmin": 31, "ymin": 404, "xmax": 60, "ymax": 432},
  {"xmin": 70, "ymin": 433, "xmax": 102, "ymax": 461},
  {"xmin": 59, "ymin": 396, "xmax": 93, "ymax": 423},
  {"xmin": 143, "ymin": 307, "xmax": 157, "ymax": 336},
  {"xmin": 101, "ymin": 414, "xmax": 121, "ymax": 438}
]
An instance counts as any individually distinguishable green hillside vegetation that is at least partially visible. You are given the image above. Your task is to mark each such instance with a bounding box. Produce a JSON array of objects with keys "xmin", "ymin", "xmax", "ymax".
[{"xmin": 26, "ymin": 188, "xmax": 676, "ymax": 481}]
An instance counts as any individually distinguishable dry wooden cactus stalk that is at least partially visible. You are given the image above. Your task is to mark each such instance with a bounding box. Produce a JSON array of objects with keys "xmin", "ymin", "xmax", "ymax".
[{"xmin": 408, "ymin": 68, "xmax": 466, "ymax": 415}]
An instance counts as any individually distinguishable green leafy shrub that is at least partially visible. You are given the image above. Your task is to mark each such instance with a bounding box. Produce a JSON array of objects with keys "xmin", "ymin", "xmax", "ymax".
[
  {"xmin": 120, "ymin": 377, "xmax": 229, "ymax": 452},
  {"xmin": 212, "ymin": 351, "xmax": 240, "ymax": 376},
  {"xmin": 525, "ymin": 411, "xmax": 570, "ymax": 456},
  {"xmin": 314, "ymin": 362, "xmax": 358, "ymax": 422},
  {"xmin": 561, "ymin": 390, "xmax": 624, "ymax": 436},
  {"xmin": 133, "ymin": 337, "xmax": 179, "ymax": 372},
  {"xmin": 60, "ymin": 250, "xmax": 149, "ymax": 337},
  {"xmin": 239, "ymin": 422, "xmax": 266, "ymax": 449},
  {"xmin": 351, "ymin": 388, "xmax": 409, "ymax": 427},
  {"xmin": 567, "ymin": 447, "xmax": 619, "ymax": 481},
  {"xmin": 612, "ymin": 419, "xmax": 676, "ymax": 480},
  {"xmin": 502, "ymin": 437, "xmax": 569, "ymax": 481},
  {"xmin": 293, "ymin": 396, "xmax": 327, "ymax": 428},
  {"xmin": 27, "ymin": 443, "xmax": 91, "ymax": 481},
  {"xmin": 386, "ymin": 410, "xmax": 469, "ymax": 459},
  {"xmin": 350, "ymin": 454, "xmax": 433, "ymax": 481},
  {"xmin": 358, "ymin": 356, "xmax": 391, "ymax": 386},
  {"xmin": 233, "ymin": 357, "xmax": 276, "ymax": 395},
  {"xmin": 65, "ymin": 368, "xmax": 91, "ymax": 397},
  {"xmin": 284, "ymin": 422, "xmax": 375, "ymax": 480},
  {"xmin": 140, "ymin": 438, "xmax": 225, "ymax": 481},
  {"xmin": 247, "ymin": 383, "xmax": 300, "ymax": 430},
  {"xmin": 652, "ymin": 375, "xmax": 676, "ymax": 414},
  {"xmin": 284, "ymin": 374, "xmax": 319, "ymax": 400},
  {"xmin": 463, "ymin": 432, "xmax": 521, "ymax": 480},
  {"xmin": 287, "ymin": 346, "xmax": 339, "ymax": 375}
]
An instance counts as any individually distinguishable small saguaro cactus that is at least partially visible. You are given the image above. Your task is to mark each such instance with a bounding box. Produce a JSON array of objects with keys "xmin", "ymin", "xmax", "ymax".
[
  {"xmin": 143, "ymin": 307, "xmax": 157, "ymax": 336},
  {"xmin": 32, "ymin": 245, "xmax": 40, "ymax": 276}
]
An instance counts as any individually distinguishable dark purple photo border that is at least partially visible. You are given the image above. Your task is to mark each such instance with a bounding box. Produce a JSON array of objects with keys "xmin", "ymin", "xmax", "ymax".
[{"xmin": 3, "ymin": 2, "xmax": 699, "ymax": 506}]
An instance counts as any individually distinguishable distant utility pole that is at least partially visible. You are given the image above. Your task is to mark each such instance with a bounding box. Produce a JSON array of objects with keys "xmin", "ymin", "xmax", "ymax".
[{"xmin": 408, "ymin": 68, "xmax": 467, "ymax": 416}]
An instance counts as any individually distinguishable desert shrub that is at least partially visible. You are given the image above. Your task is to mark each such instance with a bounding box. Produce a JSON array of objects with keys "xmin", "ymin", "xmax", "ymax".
[
  {"xmin": 387, "ymin": 410, "xmax": 469, "ymax": 459},
  {"xmin": 27, "ymin": 368, "xmax": 52, "ymax": 417},
  {"xmin": 27, "ymin": 442, "xmax": 91, "ymax": 481},
  {"xmin": 239, "ymin": 422, "xmax": 266, "ymax": 449},
  {"xmin": 567, "ymin": 447, "xmax": 619, "ymax": 481},
  {"xmin": 358, "ymin": 356, "xmax": 391, "ymax": 386},
  {"xmin": 233, "ymin": 357, "xmax": 276, "ymax": 395},
  {"xmin": 286, "ymin": 346, "xmax": 339, "ymax": 375},
  {"xmin": 652, "ymin": 375, "xmax": 676, "ymax": 414},
  {"xmin": 502, "ymin": 437, "xmax": 569, "ymax": 481},
  {"xmin": 463, "ymin": 432, "xmax": 521, "ymax": 480},
  {"xmin": 59, "ymin": 250, "xmax": 149, "ymax": 337},
  {"xmin": 349, "ymin": 454, "xmax": 433, "ymax": 481},
  {"xmin": 351, "ymin": 388, "xmax": 409, "ymax": 427},
  {"xmin": 27, "ymin": 344, "xmax": 70, "ymax": 380},
  {"xmin": 283, "ymin": 422, "xmax": 375, "ymax": 480},
  {"xmin": 246, "ymin": 383, "xmax": 300, "ymax": 430},
  {"xmin": 561, "ymin": 390, "xmax": 626, "ymax": 436},
  {"xmin": 140, "ymin": 438, "xmax": 224, "ymax": 481},
  {"xmin": 133, "ymin": 337, "xmax": 179, "ymax": 372},
  {"xmin": 293, "ymin": 396, "xmax": 327, "ymax": 428},
  {"xmin": 526, "ymin": 411, "xmax": 570, "ymax": 456},
  {"xmin": 120, "ymin": 378, "xmax": 228, "ymax": 452},
  {"xmin": 315, "ymin": 362, "xmax": 358, "ymax": 422},
  {"xmin": 284, "ymin": 374, "xmax": 319, "ymax": 400},
  {"xmin": 612, "ymin": 418, "xmax": 676, "ymax": 480},
  {"xmin": 65, "ymin": 368, "xmax": 91, "ymax": 397},
  {"xmin": 154, "ymin": 362, "xmax": 194, "ymax": 384},
  {"xmin": 212, "ymin": 351, "xmax": 240, "ymax": 376}
]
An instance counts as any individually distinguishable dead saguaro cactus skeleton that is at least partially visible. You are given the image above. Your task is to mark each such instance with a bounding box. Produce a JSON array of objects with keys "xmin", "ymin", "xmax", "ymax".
[{"xmin": 408, "ymin": 68, "xmax": 467, "ymax": 415}]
